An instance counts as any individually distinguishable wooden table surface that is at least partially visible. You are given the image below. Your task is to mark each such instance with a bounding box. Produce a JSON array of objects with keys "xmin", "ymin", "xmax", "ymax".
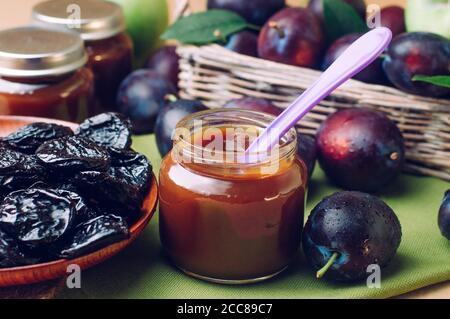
[{"xmin": 0, "ymin": 0, "xmax": 448, "ymax": 299}]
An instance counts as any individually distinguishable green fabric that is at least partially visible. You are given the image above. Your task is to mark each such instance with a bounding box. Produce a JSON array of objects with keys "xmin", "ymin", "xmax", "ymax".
[{"xmin": 60, "ymin": 135, "xmax": 450, "ymax": 299}]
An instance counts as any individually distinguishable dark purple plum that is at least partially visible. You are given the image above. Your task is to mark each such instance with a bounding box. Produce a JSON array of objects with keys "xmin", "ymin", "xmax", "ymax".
[
  {"xmin": 438, "ymin": 190, "xmax": 450, "ymax": 241},
  {"xmin": 316, "ymin": 108, "xmax": 405, "ymax": 192},
  {"xmin": 307, "ymin": 0, "xmax": 366, "ymax": 22},
  {"xmin": 302, "ymin": 191, "xmax": 402, "ymax": 282},
  {"xmin": 297, "ymin": 134, "xmax": 317, "ymax": 179},
  {"xmin": 117, "ymin": 70, "xmax": 177, "ymax": 134},
  {"xmin": 224, "ymin": 30, "xmax": 258, "ymax": 57},
  {"xmin": 258, "ymin": 8, "xmax": 324, "ymax": 68},
  {"xmin": 207, "ymin": 0, "xmax": 285, "ymax": 26},
  {"xmin": 383, "ymin": 32, "xmax": 450, "ymax": 97},
  {"xmin": 223, "ymin": 97, "xmax": 281, "ymax": 116},
  {"xmin": 155, "ymin": 99, "xmax": 207, "ymax": 157},
  {"xmin": 379, "ymin": 6, "xmax": 405, "ymax": 38},
  {"xmin": 322, "ymin": 34, "xmax": 386, "ymax": 84},
  {"xmin": 145, "ymin": 46, "xmax": 180, "ymax": 90}
]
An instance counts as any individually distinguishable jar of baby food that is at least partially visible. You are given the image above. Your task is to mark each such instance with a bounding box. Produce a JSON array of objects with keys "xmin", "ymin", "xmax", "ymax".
[
  {"xmin": 32, "ymin": 0, "xmax": 133, "ymax": 112},
  {"xmin": 159, "ymin": 109, "xmax": 307, "ymax": 284},
  {"xmin": 0, "ymin": 27, "xmax": 93, "ymax": 122}
]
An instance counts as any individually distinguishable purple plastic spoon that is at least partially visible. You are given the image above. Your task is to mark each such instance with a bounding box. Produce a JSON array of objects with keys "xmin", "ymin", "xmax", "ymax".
[{"xmin": 246, "ymin": 27, "xmax": 392, "ymax": 156}]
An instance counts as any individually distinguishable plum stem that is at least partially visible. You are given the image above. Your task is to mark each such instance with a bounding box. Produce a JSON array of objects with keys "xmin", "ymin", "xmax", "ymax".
[
  {"xmin": 268, "ymin": 21, "xmax": 285, "ymax": 38},
  {"xmin": 316, "ymin": 252, "xmax": 339, "ymax": 279},
  {"xmin": 247, "ymin": 24, "xmax": 261, "ymax": 32}
]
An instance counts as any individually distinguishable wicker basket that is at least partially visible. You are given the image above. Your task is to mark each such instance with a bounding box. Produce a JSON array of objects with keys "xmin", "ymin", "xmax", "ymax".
[{"xmin": 175, "ymin": 3, "xmax": 450, "ymax": 181}]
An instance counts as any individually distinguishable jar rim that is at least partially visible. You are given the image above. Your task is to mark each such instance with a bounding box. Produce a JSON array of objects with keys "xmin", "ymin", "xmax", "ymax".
[{"xmin": 173, "ymin": 108, "xmax": 298, "ymax": 170}]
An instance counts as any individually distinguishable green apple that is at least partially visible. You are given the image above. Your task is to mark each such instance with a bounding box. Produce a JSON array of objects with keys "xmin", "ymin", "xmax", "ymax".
[
  {"xmin": 405, "ymin": 0, "xmax": 450, "ymax": 39},
  {"xmin": 111, "ymin": 0, "xmax": 169, "ymax": 66}
]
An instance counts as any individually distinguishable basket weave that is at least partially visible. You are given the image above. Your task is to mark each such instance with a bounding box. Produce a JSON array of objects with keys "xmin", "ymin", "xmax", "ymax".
[{"xmin": 175, "ymin": 3, "xmax": 450, "ymax": 181}]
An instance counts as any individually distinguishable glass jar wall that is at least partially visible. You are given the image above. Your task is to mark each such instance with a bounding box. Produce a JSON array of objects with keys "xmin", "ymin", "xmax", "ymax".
[{"xmin": 159, "ymin": 109, "xmax": 308, "ymax": 284}]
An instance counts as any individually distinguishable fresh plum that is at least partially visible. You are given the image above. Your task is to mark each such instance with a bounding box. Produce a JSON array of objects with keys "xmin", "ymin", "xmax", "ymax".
[
  {"xmin": 302, "ymin": 191, "xmax": 402, "ymax": 282},
  {"xmin": 155, "ymin": 99, "xmax": 207, "ymax": 157},
  {"xmin": 308, "ymin": 0, "xmax": 366, "ymax": 22},
  {"xmin": 258, "ymin": 7, "xmax": 324, "ymax": 68},
  {"xmin": 207, "ymin": 0, "xmax": 285, "ymax": 26},
  {"xmin": 297, "ymin": 134, "xmax": 317, "ymax": 179},
  {"xmin": 145, "ymin": 46, "xmax": 180, "ymax": 90},
  {"xmin": 224, "ymin": 31, "xmax": 258, "ymax": 57},
  {"xmin": 322, "ymin": 33, "xmax": 386, "ymax": 84},
  {"xmin": 316, "ymin": 108, "xmax": 405, "ymax": 192},
  {"xmin": 438, "ymin": 190, "xmax": 450, "ymax": 241},
  {"xmin": 223, "ymin": 97, "xmax": 281, "ymax": 116},
  {"xmin": 379, "ymin": 6, "xmax": 406, "ymax": 38},
  {"xmin": 383, "ymin": 32, "xmax": 450, "ymax": 97},
  {"xmin": 117, "ymin": 70, "xmax": 177, "ymax": 134}
]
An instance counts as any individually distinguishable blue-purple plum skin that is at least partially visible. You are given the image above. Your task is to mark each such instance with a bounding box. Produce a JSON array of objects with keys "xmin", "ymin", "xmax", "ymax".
[
  {"xmin": 224, "ymin": 31, "xmax": 258, "ymax": 57},
  {"xmin": 207, "ymin": 0, "xmax": 285, "ymax": 26},
  {"xmin": 382, "ymin": 32, "xmax": 450, "ymax": 97},
  {"xmin": 145, "ymin": 46, "xmax": 180, "ymax": 90},
  {"xmin": 322, "ymin": 34, "xmax": 386, "ymax": 84},
  {"xmin": 438, "ymin": 190, "xmax": 450, "ymax": 241},
  {"xmin": 302, "ymin": 191, "xmax": 402, "ymax": 282},
  {"xmin": 297, "ymin": 134, "xmax": 317, "ymax": 179},
  {"xmin": 155, "ymin": 99, "xmax": 207, "ymax": 157},
  {"xmin": 316, "ymin": 108, "xmax": 405, "ymax": 192},
  {"xmin": 117, "ymin": 70, "xmax": 177, "ymax": 134},
  {"xmin": 258, "ymin": 8, "xmax": 325, "ymax": 68}
]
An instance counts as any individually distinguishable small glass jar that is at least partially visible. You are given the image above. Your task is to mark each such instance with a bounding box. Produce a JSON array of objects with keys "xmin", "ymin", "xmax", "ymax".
[
  {"xmin": 0, "ymin": 27, "xmax": 94, "ymax": 122},
  {"xmin": 159, "ymin": 109, "xmax": 307, "ymax": 284},
  {"xmin": 32, "ymin": 0, "xmax": 133, "ymax": 112}
]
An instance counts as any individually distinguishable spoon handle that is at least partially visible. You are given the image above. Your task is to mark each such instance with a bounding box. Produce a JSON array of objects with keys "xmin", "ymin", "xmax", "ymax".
[{"xmin": 247, "ymin": 27, "xmax": 392, "ymax": 155}]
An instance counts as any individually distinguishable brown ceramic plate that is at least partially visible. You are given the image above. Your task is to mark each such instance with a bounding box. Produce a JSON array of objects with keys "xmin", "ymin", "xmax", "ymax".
[{"xmin": 0, "ymin": 116, "xmax": 158, "ymax": 287}]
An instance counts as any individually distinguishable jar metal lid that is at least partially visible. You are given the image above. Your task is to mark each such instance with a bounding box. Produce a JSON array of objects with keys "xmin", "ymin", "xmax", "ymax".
[
  {"xmin": 32, "ymin": 0, "xmax": 126, "ymax": 41},
  {"xmin": 0, "ymin": 27, "xmax": 87, "ymax": 78}
]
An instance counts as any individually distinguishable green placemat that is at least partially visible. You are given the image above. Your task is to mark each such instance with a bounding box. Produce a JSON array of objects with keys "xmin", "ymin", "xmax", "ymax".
[{"xmin": 60, "ymin": 135, "xmax": 449, "ymax": 299}]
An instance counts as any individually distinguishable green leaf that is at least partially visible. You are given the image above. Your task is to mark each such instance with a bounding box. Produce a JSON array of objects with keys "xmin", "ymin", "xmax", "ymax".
[
  {"xmin": 323, "ymin": 0, "xmax": 368, "ymax": 43},
  {"xmin": 412, "ymin": 75, "xmax": 450, "ymax": 88},
  {"xmin": 161, "ymin": 9, "xmax": 247, "ymax": 45}
]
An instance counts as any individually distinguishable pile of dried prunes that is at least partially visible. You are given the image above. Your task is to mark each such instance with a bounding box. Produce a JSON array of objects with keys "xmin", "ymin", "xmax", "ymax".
[{"xmin": 0, "ymin": 113, "xmax": 153, "ymax": 268}]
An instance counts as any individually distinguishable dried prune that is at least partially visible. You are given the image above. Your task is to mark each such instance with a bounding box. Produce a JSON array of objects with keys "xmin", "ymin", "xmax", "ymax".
[
  {"xmin": 73, "ymin": 149, "xmax": 152, "ymax": 215},
  {"xmin": 29, "ymin": 181, "xmax": 78, "ymax": 194},
  {"xmin": 36, "ymin": 136, "xmax": 110, "ymax": 173},
  {"xmin": 26, "ymin": 182, "xmax": 93, "ymax": 224},
  {"xmin": 0, "ymin": 189, "xmax": 79, "ymax": 247},
  {"xmin": 110, "ymin": 148, "xmax": 153, "ymax": 197},
  {"xmin": 2, "ymin": 123, "xmax": 73, "ymax": 154},
  {"xmin": 0, "ymin": 230, "xmax": 37, "ymax": 268},
  {"xmin": 56, "ymin": 215, "xmax": 129, "ymax": 259},
  {"xmin": 0, "ymin": 112, "xmax": 151, "ymax": 265},
  {"xmin": 0, "ymin": 145, "xmax": 24, "ymax": 174},
  {"xmin": 75, "ymin": 113, "xmax": 132, "ymax": 150},
  {"xmin": 54, "ymin": 189, "xmax": 90, "ymax": 225},
  {"xmin": 0, "ymin": 150, "xmax": 48, "ymax": 196}
]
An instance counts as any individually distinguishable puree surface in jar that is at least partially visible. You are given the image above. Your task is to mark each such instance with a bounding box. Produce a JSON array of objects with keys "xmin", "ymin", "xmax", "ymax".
[{"xmin": 159, "ymin": 109, "xmax": 307, "ymax": 283}]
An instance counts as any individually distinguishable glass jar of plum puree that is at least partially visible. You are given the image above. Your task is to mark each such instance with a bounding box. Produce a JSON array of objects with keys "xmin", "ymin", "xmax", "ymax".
[
  {"xmin": 159, "ymin": 109, "xmax": 307, "ymax": 284},
  {"xmin": 0, "ymin": 27, "xmax": 93, "ymax": 122},
  {"xmin": 32, "ymin": 0, "xmax": 133, "ymax": 113}
]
